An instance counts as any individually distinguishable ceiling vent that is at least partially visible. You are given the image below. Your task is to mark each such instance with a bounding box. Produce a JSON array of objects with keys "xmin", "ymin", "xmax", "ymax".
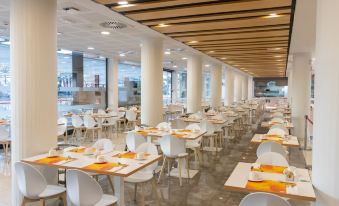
[{"xmin": 100, "ymin": 21, "xmax": 127, "ymax": 30}]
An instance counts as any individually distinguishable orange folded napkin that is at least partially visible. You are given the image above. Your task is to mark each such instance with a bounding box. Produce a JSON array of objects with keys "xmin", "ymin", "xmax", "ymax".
[
  {"xmin": 246, "ymin": 180, "xmax": 292, "ymax": 194},
  {"xmin": 68, "ymin": 148, "xmax": 96, "ymax": 153},
  {"xmin": 252, "ymin": 165, "xmax": 287, "ymax": 174},
  {"xmin": 35, "ymin": 156, "xmax": 75, "ymax": 165},
  {"xmin": 83, "ymin": 162, "xmax": 126, "ymax": 171},
  {"xmin": 113, "ymin": 152, "xmax": 150, "ymax": 159}
]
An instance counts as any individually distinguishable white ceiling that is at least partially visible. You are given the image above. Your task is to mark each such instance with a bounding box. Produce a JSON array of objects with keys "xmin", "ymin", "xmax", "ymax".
[{"xmin": 0, "ymin": 0, "xmax": 249, "ymax": 76}]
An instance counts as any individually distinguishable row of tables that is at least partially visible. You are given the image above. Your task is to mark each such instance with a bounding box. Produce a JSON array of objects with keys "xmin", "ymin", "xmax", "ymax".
[{"xmin": 223, "ymin": 105, "xmax": 316, "ymax": 202}]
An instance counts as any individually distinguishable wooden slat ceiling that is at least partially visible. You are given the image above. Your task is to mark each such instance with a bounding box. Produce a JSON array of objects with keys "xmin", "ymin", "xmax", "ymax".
[{"xmin": 95, "ymin": 0, "xmax": 295, "ymax": 77}]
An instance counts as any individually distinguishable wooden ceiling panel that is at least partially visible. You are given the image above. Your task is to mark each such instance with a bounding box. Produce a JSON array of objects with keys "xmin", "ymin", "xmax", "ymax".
[{"xmin": 95, "ymin": 0, "xmax": 295, "ymax": 77}]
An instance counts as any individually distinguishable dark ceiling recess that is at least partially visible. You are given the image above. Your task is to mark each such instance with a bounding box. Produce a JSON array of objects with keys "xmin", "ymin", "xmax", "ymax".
[{"xmin": 94, "ymin": 0, "xmax": 295, "ymax": 77}]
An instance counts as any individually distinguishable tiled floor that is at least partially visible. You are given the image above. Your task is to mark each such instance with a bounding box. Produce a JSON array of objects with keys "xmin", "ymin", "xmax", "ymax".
[{"xmin": 0, "ymin": 117, "xmax": 311, "ymax": 206}]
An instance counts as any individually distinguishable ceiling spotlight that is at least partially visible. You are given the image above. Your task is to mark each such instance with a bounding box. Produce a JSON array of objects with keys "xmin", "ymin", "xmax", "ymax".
[
  {"xmin": 276, "ymin": 60, "xmax": 283, "ymax": 62},
  {"xmin": 267, "ymin": 48, "xmax": 282, "ymax": 51},
  {"xmin": 173, "ymin": 65, "xmax": 178, "ymax": 68},
  {"xmin": 101, "ymin": 31, "xmax": 110, "ymax": 35},
  {"xmin": 156, "ymin": 23, "xmax": 170, "ymax": 28},
  {"xmin": 182, "ymin": 57, "xmax": 187, "ymax": 60},
  {"xmin": 119, "ymin": 53, "xmax": 126, "ymax": 57},
  {"xmin": 221, "ymin": 57, "xmax": 227, "ymax": 60},
  {"xmin": 164, "ymin": 51, "xmax": 171, "ymax": 55},
  {"xmin": 208, "ymin": 51, "xmax": 215, "ymax": 53},
  {"xmin": 118, "ymin": 1, "xmax": 128, "ymax": 5},
  {"xmin": 57, "ymin": 32, "xmax": 62, "ymax": 35},
  {"xmin": 188, "ymin": 40, "xmax": 198, "ymax": 44},
  {"xmin": 266, "ymin": 13, "xmax": 280, "ymax": 18},
  {"xmin": 274, "ymin": 55, "xmax": 282, "ymax": 58},
  {"xmin": 234, "ymin": 64, "xmax": 240, "ymax": 66},
  {"xmin": 87, "ymin": 47, "xmax": 94, "ymax": 50},
  {"xmin": 205, "ymin": 64, "xmax": 210, "ymax": 67}
]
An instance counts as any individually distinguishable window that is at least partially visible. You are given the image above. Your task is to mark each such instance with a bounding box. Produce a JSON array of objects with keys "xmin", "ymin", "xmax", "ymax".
[
  {"xmin": 118, "ymin": 63, "xmax": 141, "ymax": 106},
  {"xmin": 84, "ymin": 57, "xmax": 106, "ymax": 88},
  {"xmin": 177, "ymin": 71, "xmax": 187, "ymax": 103},
  {"xmin": 203, "ymin": 71, "xmax": 211, "ymax": 101},
  {"xmin": 0, "ymin": 43, "xmax": 10, "ymax": 119},
  {"xmin": 163, "ymin": 70, "xmax": 172, "ymax": 105}
]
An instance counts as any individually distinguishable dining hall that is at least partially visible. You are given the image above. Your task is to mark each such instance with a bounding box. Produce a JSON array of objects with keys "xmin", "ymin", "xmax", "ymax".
[{"xmin": 0, "ymin": 0, "xmax": 336, "ymax": 206}]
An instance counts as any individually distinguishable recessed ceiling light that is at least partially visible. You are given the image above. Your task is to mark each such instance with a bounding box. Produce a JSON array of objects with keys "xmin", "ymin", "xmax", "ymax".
[
  {"xmin": 1, "ymin": 41, "xmax": 10, "ymax": 45},
  {"xmin": 173, "ymin": 65, "xmax": 178, "ymax": 68},
  {"xmin": 234, "ymin": 64, "xmax": 240, "ymax": 66},
  {"xmin": 118, "ymin": 1, "xmax": 128, "ymax": 5},
  {"xmin": 266, "ymin": 13, "xmax": 280, "ymax": 18},
  {"xmin": 208, "ymin": 51, "xmax": 215, "ymax": 53},
  {"xmin": 276, "ymin": 60, "xmax": 283, "ymax": 62},
  {"xmin": 87, "ymin": 47, "xmax": 94, "ymax": 50},
  {"xmin": 57, "ymin": 32, "xmax": 62, "ymax": 35},
  {"xmin": 119, "ymin": 53, "xmax": 126, "ymax": 57},
  {"xmin": 221, "ymin": 57, "xmax": 227, "ymax": 60},
  {"xmin": 274, "ymin": 55, "xmax": 282, "ymax": 58},
  {"xmin": 57, "ymin": 49, "xmax": 72, "ymax": 54},
  {"xmin": 101, "ymin": 31, "xmax": 110, "ymax": 35},
  {"xmin": 182, "ymin": 57, "xmax": 187, "ymax": 60},
  {"xmin": 267, "ymin": 48, "xmax": 282, "ymax": 51},
  {"xmin": 156, "ymin": 23, "xmax": 170, "ymax": 28},
  {"xmin": 188, "ymin": 40, "xmax": 198, "ymax": 44},
  {"xmin": 164, "ymin": 51, "xmax": 171, "ymax": 55},
  {"xmin": 205, "ymin": 64, "xmax": 210, "ymax": 67}
]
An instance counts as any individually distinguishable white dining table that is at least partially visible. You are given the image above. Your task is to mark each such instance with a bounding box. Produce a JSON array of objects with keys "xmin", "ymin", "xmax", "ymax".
[
  {"xmin": 251, "ymin": 134, "xmax": 300, "ymax": 147},
  {"xmin": 224, "ymin": 162, "xmax": 316, "ymax": 201},
  {"xmin": 22, "ymin": 148, "xmax": 162, "ymax": 206}
]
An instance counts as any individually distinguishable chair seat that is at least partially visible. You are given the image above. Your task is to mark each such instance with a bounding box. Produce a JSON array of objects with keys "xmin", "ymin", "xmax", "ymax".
[
  {"xmin": 124, "ymin": 171, "xmax": 153, "ymax": 183},
  {"xmin": 38, "ymin": 185, "xmax": 66, "ymax": 198},
  {"xmin": 178, "ymin": 152, "xmax": 188, "ymax": 158},
  {"xmin": 95, "ymin": 194, "xmax": 118, "ymax": 206},
  {"xmin": 185, "ymin": 141, "xmax": 200, "ymax": 149},
  {"xmin": 102, "ymin": 123, "xmax": 115, "ymax": 127}
]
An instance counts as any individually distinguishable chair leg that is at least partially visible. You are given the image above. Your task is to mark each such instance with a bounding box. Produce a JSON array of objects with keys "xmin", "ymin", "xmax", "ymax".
[
  {"xmin": 39, "ymin": 199, "xmax": 45, "ymax": 206},
  {"xmin": 107, "ymin": 175, "xmax": 115, "ymax": 194},
  {"xmin": 134, "ymin": 184, "xmax": 137, "ymax": 201},
  {"xmin": 178, "ymin": 158, "xmax": 182, "ymax": 186},
  {"xmin": 60, "ymin": 192, "xmax": 67, "ymax": 206},
  {"xmin": 157, "ymin": 156, "xmax": 167, "ymax": 183},
  {"xmin": 152, "ymin": 177, "xmax": 161, "ymax": 204},
  {"xmin": 186, "ymin": 157, "xmax": 190, "ymax": 180},
  {"xmin": 21, "ymin": 197, "xmax": 27, "ymax": 206},
  {"xmin": 140, "ymin": 183, "xmax": 145, "ymax": 206}
]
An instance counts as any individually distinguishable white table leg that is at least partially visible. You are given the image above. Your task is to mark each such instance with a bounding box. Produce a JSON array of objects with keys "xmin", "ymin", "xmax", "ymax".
[{"xmin": 113, "ymin": 176, "xmax": 125, "ymax": 206}]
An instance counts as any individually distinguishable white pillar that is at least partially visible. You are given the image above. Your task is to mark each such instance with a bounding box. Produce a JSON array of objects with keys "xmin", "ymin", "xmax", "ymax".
[
  {"xmin": 234, "ymin": 74, "xmax": 243, "ymax": 102},
  {"xmin": 172, "ymin": 71, "xmax": 178, "ymax": 103},
  {"xmin": 10, "ymin": 0, "xmax": 57, "ymax": 205},
  {"xmin": 290, "ymin": 53, "xmax": 311, "ymax": 139},
  {"xmin": 312, "ymin": 1, "xmax": 339, "ymax": 205},
  {"xmin": 107, "ymin": 57, "xmax": 119, "ymax": 110},
  {"xmin": 210, "ymin": 65, "xmax": 222, "ymax": 108},
  {"xmin": 287, "ymin": 68, "xmax": 293, "ymax": 104},
  {"xmin": 140, "ymin": 37, "xmax": 163, "ymax": 126},
  {"xmin": 225, "ymin": 68, "xmax": 235, "ymax": 105},
  {"xmin": 242, "ymin": 76, "xmax": 248, "ymax": 100},
  {"xmin": 248, "ymin": 76, "xmax": 254, "ymax": 99},
  {"xmin": 187, "ymin": 55, "xmax": 202, "ymax": 113}
]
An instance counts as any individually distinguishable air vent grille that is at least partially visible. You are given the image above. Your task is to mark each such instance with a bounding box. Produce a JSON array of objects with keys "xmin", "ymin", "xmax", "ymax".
[{"xmin": 100, "ymin": 21, "xmax": 127, "ymax": 29}]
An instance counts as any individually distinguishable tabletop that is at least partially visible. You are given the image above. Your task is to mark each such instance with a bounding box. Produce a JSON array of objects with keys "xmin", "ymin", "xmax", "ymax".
[
  {"xmin": 224, "ymin": 162, "xmax": 316, "ymax": 201},
  {"xmin": 131, "ymin": 127, "xmax": 206, "ymax": 140},
  {"xmin": 180, "ymin": 117, "xmax": 227, "ymax": 125},
  {"xmin": 22, "ymin": 148, "xmax": 162, "ymax": 177},
  {"xmin": 251, "ymin": 134, "xmax": 299, "ymax": 147},
  {"xmin": 261, "ymin": 121, "xmax": 294, "ymax": 128}
]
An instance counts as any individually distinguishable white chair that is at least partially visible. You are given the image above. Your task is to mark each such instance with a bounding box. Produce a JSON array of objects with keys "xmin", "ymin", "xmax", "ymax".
[
  {"xmin": 126, "ymin": 132, "xmax": 146, "ymax": 152},
  {"xmin": 240, "ymin": 192, "xmax": 291, "ymax": 206},
  {"xmin": 57, "ymin": 117, "xmax": 68, "ymax": 143},
  {"xmin": 66, "ymin": 169, "xmax": 118, "ymax": 206},
  {"xmin": 0, "ymin": 126, "xmax": 10, "ymax": 163},
  {"xmin": 125, "ymin": 110, "xmax": 138, "ymax": 129},
  {"xmin": 71, "ymin": 114, "xmax": 85, "ymax": 142},
  {"xmin": 256, "ymin": 142, "xmax": 288, "ymax": 158},
  {"xmin": 124, "ymin": 143, "xmax": 161, "ymax": 205},
  {"xmin": 116, "ymin": 111, "xmax": 126, "ymax": 131},
  {"xmin": 84, "ymin": 115, "xmax": 101, "ymax": 142},
  {"xmin": 93, "ymin": 138, "xmax": 114, "ymax": 153},
  {"xmin": 171, "ymin": 118, "xmax": 187, "ymax": 129},
  {"xmin": 102, "ymin": 114, "xmax": 119, "ymax": 138},
  {"xmin": 256, "ymin": 152, "xmax": 289, "ymax": 167},
  {"xmin": 271, "ymin": 124, "xmax": 289, "ymax": 135},
  {"xmin": 200, "ymin": 120, "xmax": 218, "ymax": 151},
  {"xmin": 156, "ymin": 122, "xmax": 171, "ymax": 130},
  {"xmin": 158, "ymin": 135, "xmax": 189, "ymax": 186},
  {"xmin": 267, "ymin": 128, "xmax": 286, "ymax": 137},
  {"xmin": 185, "ymin": 124, "xmax": 203, "ymax": 162},
  {"xmin": 98, "ymin": 109, "xmax": 106, "ymax": 115},
  {"xmin": 15, "ymin": 162, "xmax": 67, "ymax": 206}
]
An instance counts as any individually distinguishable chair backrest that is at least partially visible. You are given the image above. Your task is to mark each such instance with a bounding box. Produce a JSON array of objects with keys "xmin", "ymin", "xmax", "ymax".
[
  {"xmin": 97, "ymin": 109, "xmax": 106, "ymax": 115},
  {"xmin": 126, "ymin": 132, "xmax": 146, "ymax": 152},
  {"xmin": 200, "ymin": 119, "xmax": 215, "ymax": 135},
  {"xmin": 92, "ymin": 139, "xmax": 114, "ymax": 153},
  {"xmin": 57, "ymin": 117, "xmax": 68, "ymax": 136},
  {"xmin": 185, "ymin": 124, "xmax": 203, "ymax": 144},
  {"xmin": 239, "ymin": 192, "xmax": 291, "ymax": 206},
  {"xmin": 272, "ymin": 112, "xmax": 284, "ymax": 118},
  {"xmin": 267, "ymin": 128, "xmax": 286, "ymax": 137},
  {"xmin": 85, "ymin": 110, "xmax": 93, "ymax": 115},
  {"xmin": 72, "ymin": 115, "xmax": 83, "ymax": 128},
  {"xmin": 83, "ymin": 115, "xmax": 96, "ymax": 128},
  {"xmin": 256, "ymin": 142, "xmax": 287, "ymax": 158},
  {"xmin": 270, "ymin": 124, "xmax": 289, "ymax": 134},
  {"xmin": 66, "ymin": 169, "xmax": 103, "ymax": 206},
  {"xmin": 14, "ymin": 162, "xmax": 47, "ymax": 199},
  {"xmin": 126, "ymin": 110, "xmax": 137, "ymax": 121},
  {"xmin": 136, "ymin": 143, "xmax": 158, "ymax": 172},
  {"xmin": 156, "ymin": 122, "xmax": 171, "ymax": 130},
  {"xmin": 271, "ymin": 117, "xmax": 284, "ymax": 124},
  {"xmin": 0, "ymin": 126, "xmax": 9, "ymax": 140},
  {"xmin": 256, "ymin": 152, "xmax": 289, "ymax": 167},
  {"xmin": 106, "ymin": 115, "xmax": 119, "ymax": 125},
  {"xmin": 172, "ymin": 118, "xmax": 186, "ymax": 129},
  {"xmin": 159, "ymin": 135, "xmax": 186, "ymax": 158}
]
